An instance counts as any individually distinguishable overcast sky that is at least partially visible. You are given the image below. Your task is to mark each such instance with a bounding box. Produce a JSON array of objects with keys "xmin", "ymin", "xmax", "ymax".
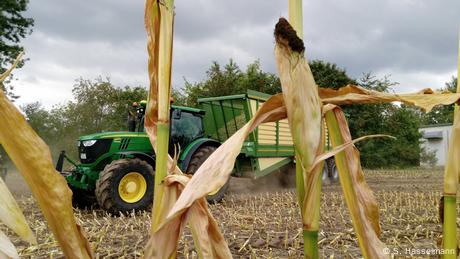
[{"xmin": 11, "ymin": 0, "xmax": 460, "ymax": 109}]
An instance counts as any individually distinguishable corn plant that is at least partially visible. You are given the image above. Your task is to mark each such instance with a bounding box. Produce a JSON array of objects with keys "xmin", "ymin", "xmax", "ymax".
[
  {"xmin": 0, "ymin": 54, "xmax": 92, "ymax": 258},
  {"xmin": 143, "ymin": 0, "xmax": 233, "ymax": 257},
  {"xmin": 441, "ymin": 36, "xmax": 460, "ymax": 259},
  {"xmin": 158, "ymin": 4, "xmax": 460, "ymax": 259},
  {"xmin": 0, "ymin": 1, "xmax": 459, "ymax": 258}
]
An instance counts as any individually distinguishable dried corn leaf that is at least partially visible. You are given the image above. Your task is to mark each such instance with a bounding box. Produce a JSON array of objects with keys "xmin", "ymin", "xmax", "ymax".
[
  {"xmin": 167, "ymin": 94, "xmax": 287, "ymax": 218},
  {"xmin": 144, "ymin": 0, "xmax": 174, "ymax": 130},
  {"xmin": 0, "ymin": 56, "xmax": 93, "ymax": 259},
  {"xmin": 274, "ymin": 18, "xmax": 321, "ymax": 178},
  {"xmin": 146, "ymin": 95, "xmax": 285, "ymax": 256},
  {"xmin": 273, "ymin": 17, "xmax": 324, "ymax": 234},
  {"xmin": 273, "ymin": 17, "xmax": 388, "ymax": 258},
  {"xmin": 188, "ymin": 197, "xmax": 232, "ymax": 258},
  {"xmin": 145, "ymin": 173, "xmax": 232, "ymax": 258},
  {"xmin": 0, "ymin": 230, "xmax": 18, "ymax": 259},
  {"xmin": 0, "ymin": 177, "xmax": 35, "ymax": 244},
  {"xmin": 309, "ymin": 134, "xmax": 394, "ymax": 172},
  {"xmin": 147, "ymin": 97, "xmax": 286, "ymax": 256},
  {"xmin": 300, "ymin": 122, "xmax": 324, "ymax": 230},
  {"xmin": 144, "ymin": 175, "xmax": 187, "ymax": 258},
  {"xmin": 320, "ymin": 85, "xmax": 460, "ymax": 112},
  {"xmin": 0, "ymin": 53, "xmax": 22, "ymax": 82},
  {"xmin": 325, "ymin": 107, "xmax": 389, "ymax": 259}
]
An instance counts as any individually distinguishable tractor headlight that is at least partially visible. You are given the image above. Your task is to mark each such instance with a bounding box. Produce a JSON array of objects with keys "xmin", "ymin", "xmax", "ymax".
[{"xmin": 82, "ymin": 140, "xmax": 97, "ymax": 147}]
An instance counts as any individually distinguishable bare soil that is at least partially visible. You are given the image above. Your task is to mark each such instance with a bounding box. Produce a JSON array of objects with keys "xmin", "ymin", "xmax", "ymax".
[{"xmin": 1, "ymin": 168, "xmax": 452, "ymax": 258}]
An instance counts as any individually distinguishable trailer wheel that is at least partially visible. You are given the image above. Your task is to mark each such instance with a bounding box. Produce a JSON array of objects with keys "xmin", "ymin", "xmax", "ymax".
[
  {"xmin": 327, "ymin": 158, "xmax": 339, "ymax": 183},
  {"xmin": 322, "ymin": 158, "xmax": 339, "ymax": 184},
  {"xmin": 277, "ymin": 162, "xmax": 296, "ymax": 188},
  {"xmin": 187, "ymin": 146, "xmax": 230, "ymax": 203},
  {"xmin": 95, "ymin": 158, "xmax": 154, "ymax": 215},
  {"xmin": 70, "ymin": 187, "xmax": 97, "ymax": 209},
  {"xmin": 321, "ymin": 161, "xmax": 331, "ymax": 185}
]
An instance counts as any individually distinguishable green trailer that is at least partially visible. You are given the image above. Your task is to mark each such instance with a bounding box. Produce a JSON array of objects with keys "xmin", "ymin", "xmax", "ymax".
[
  {"xmin": 57, "ymin": 90, "xmax": 337, "ymax": 214},
  {"xmin": 198, "ymin": 90, "xmax": 295, "ymax": 179}
]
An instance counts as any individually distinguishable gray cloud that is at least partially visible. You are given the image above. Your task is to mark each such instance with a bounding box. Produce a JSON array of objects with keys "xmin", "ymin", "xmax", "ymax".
[{"xmin": 11, "ymin": 0, "xmax": 460, "ymax": 109}]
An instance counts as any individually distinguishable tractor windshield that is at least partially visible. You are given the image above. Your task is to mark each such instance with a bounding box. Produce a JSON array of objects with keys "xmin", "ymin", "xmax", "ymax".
[{"xmin": 170, "ymin": 109, "xmax": 204, "ymax": 150}]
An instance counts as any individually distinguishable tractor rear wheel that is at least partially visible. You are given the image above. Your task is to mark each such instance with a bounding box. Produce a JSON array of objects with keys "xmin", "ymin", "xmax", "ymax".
[
  {"xmin": 95, "ymin": 158, "xmax": 154, "ymax": 215},
  {"xmin": 186, "ymin": 146, "xmax": 230, "ymax": 203}
]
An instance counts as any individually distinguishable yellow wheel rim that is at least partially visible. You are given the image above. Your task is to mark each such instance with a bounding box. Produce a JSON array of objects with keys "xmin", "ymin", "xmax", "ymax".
[{"xmin": 118, "ymin": 172, "xmax": 147, "ymax": 203}]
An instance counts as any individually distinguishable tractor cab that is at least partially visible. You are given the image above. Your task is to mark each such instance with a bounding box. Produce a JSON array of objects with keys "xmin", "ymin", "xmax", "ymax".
[{"xmin": 127, "ymin": 100, "xmax": 206, "ymax": 153}]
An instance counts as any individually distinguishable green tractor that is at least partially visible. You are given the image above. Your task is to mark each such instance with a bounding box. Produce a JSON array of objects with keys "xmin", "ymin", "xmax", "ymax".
[{"xmin": 57, "ymin": 90, "xmax": 337, "ymax": 214}]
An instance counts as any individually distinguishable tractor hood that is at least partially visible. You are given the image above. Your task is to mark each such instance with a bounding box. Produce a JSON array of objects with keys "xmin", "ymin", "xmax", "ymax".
[{"xmin": 78, "ymin": 131, "xmax": 148, "ymax": 141}]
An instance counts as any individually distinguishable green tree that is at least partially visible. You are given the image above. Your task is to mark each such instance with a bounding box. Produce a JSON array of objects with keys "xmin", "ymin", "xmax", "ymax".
[
  {"xmin": 182, "ymin": 59, "xmax": 281, "ymax": 106},
  {"xmin": 0, "ymin": 0, "xmax": 34, "ymax": 99},
  {"xmin": 238, "ymin": 60, "xmax": 281, "ymax": 94},
  {"xmin": 171, "ymin": 88, "xmax": 187, "ymax": 106},
  {"xmin": 421, "ymin": 76, "xmax": 457, "ymax": 125},
  {"xmin": 310, "ymin": 60, "xmax": 356, "ymax": 89},
  {"xmin": 346, "ymin": 74, "xmax": 421, "ymax": 168},
  {"xmin": 309, "ymin": 60, "xmax": 421, "ymax": 168},
  {"xmin": 21, "ymin": 102, "xmax": 54, "ymax": 140},
  {"xmin": 356, "ymin": 104, "xmax": 422, "ymax": 168},
  {"xmin": 21, "ymin": 78, "xmax": 148, "ymax": 159}
]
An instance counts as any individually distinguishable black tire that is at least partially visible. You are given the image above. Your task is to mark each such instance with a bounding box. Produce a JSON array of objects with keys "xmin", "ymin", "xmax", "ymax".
[
  {"xmin": 95, "ymin": 158, "xmax": 154, "ymax": 215},
  {"xmin": 321, "ymin": 161, "xmax": 331, "ymax": 185},
  {"xmin": 277, "ymin": 162, "xmax": 296, "ymax": 188},
  {"xmin": 327, "ymin": 158, "xmax": 339, "ymax": 183},
  {"xmin": 186, "ymin": 146, "xmax": 229, "ymax": 203},
  {"xmin": 70, "ymin": 187, "xmax": 97, "ymax": 209},
  {"xmin": 321, "ymin": 158, "xmax": 339, "ymax": 184}
]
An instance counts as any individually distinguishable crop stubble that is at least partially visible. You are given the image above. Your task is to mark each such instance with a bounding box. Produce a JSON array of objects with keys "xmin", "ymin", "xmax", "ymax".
[{"xmin": 1, "ymin": 169, "xmax": 452, "ymax": 258}]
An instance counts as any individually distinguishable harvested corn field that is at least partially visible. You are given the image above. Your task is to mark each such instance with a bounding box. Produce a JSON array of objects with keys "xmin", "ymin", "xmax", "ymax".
[{"xmin": 2, "ymin": 169, "xmax": 449, "ymax": 258}]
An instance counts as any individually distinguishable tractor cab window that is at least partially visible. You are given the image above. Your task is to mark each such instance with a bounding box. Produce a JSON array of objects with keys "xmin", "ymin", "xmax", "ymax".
[{"xmin": 170, "ymin": 109, "xmax": 204, "ymax": 150}]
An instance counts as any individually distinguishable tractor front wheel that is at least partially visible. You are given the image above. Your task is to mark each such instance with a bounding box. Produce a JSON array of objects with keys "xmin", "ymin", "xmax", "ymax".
[
  {"xmin": 95, "ymin": 158, "xmax": 154, "ymax": 215},
  {"xmin": 186, "ymin": 146, "xmax": 230, "ymax": 203}
]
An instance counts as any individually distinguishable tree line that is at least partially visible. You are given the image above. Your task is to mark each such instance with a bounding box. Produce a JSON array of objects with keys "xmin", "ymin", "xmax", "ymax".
[
  {"xmin": 0, "ymin": 1, "xmax": 448, "ymax": 169},
  {"xmin": 20, "ymin": 78, "xmax": 148, "ymax": 159},
  {"xmin": 13, "ymin": 59, "xmax": 454, "ymax": 168}
]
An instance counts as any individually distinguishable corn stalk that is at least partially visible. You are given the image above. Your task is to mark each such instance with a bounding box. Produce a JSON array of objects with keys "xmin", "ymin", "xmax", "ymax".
[
  {"xmin": 286, "ymin": 0, "xmax": 325, "ymax": 258},
  {"xmin": 324, "ymin": 108, "xmax": 388, "ymax": 258},
  {"xmin": 143, "ymin": 1, "xmax": 235, "ymax": 257},
  {"xmin": 442, "ymin": 34, "xmax": 460, "ymax": 258},
  {"xmin": 144, "ymin": 0, "xmax": 175, "ymax": 232}
]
